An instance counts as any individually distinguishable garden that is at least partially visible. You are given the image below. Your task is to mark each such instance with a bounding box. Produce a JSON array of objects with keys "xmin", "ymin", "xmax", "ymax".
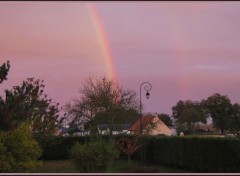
[{"xmin": 2, "ymin": 130, "xmax": 240, "ymax": 173}]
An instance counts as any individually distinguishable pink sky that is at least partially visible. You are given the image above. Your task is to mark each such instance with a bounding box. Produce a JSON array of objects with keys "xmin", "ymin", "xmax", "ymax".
[{"xmin": 1, "ymin": 1, "xmax": 240, "ymax": 115}]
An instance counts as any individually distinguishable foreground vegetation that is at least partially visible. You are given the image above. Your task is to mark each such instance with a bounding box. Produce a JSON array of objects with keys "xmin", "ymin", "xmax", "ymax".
[
  {"xmin": 36, "ymin": 135, "xmax": 240, "ymax": 173},
  {"xmin": 28, "ymin": 159, "xmax": 191, "ymax": 173}
]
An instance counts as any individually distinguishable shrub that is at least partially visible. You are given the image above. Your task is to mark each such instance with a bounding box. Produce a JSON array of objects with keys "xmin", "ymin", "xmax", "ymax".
[
  {"xmin": 116, "ymin": 136, "xmax": 142, "ymax": 164},
  {"xmin": 0, "ymin": 123, "xmax": 42, "ymax": 172},
  {"xmin": 0, "ymin": 132, "xmax": 16, "ymax": 172},
  {"xmin": 69, "ymin": 137, "xmax": 119, "ymax": 172}
]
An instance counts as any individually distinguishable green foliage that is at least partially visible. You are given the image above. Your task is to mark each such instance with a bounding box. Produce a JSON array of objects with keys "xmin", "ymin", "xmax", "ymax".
[
  {"xmin": 0, "ymin": 123, "xmax": 42, "ymax": 172},
  {"xmin": 133, "ymin": 136, "xmax": 240, "ymax": 172},
  {"xmin": 37, "ymin": 135, "xmax": 132, "ymax": 160},
  {"xmin": 172, "ymin": 93, "xmax": 240, "ymax": 135},
  {"xmin": 0, "ymin": 132, "xmax": 15, "ymax": 172},
  {"xmin": 172, "ymin": 100, "xmax": 207, "ymax": 130},
  {"xmin": 69, "ymin": 137, "xmax": 119, "ymax": 172},
  {"xmin": 203, "ymin": 93, "xmax": 233, "ymax": 134},
  {"xmin": 0, "ymin": 77, "xmax": 60, "ymax": 137},
  {"xmin": 37, "ymin": 136, "xmax": 90, "ymax": 160}
]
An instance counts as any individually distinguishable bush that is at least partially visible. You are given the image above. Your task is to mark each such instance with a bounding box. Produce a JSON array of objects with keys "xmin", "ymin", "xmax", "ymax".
[
  {"xmin": 0, "ymin": 123, "xmax": 42, "ymax": 172},
  {"xmin": 0, "ymin": 132, "xmax": 15, "ymax": 172},
  {"xmin": 69, "ymin": 137, "xmax": 119, "ymax": 172}
]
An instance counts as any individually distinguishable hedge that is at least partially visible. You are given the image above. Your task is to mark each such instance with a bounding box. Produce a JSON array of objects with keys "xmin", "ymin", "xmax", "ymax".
[
  {"xmin": 37, "ymin": 135, "xmax": 240, "ymax": 172},
  {"xmin": 133, "ymin": 136, "xmax": 240, "ymax": 173},
  {"xmin": 36, "ymin": 136, "xmax": 90, "ymax": 160},
  {"xmin": 37, "ymin": 135, "xmax": 122, "ymax": 160}
]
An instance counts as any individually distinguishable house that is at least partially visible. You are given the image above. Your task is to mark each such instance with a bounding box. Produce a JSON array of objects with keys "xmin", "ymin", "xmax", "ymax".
[
  {"xmin": 74, "ymin": 130, "xmax": 91, "ymax": 136},
  {"xmin": 97, "ymin": 124, "xmax": 131, "ymax": 135},
  {"xmin": 55, "ymin": 124, "xmax": 91, "ymax": 136},
  {"xmin": 130, "ymin": 114, "xmax": 172, "ymax": 136}
]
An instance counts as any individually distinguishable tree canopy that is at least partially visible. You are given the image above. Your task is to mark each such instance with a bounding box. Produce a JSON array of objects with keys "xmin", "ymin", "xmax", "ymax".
[
  {"xmin": 172, "ymin": 93, "xmax": 240, "ymax": 135},
  {"xmin": 64, "ymin": 76, "xmax": 139, "ymax": 135},
  {"xmin": 0, "ymin": 61, "xmax": 61, "ymax": 138},
  {"xmin": 202, "ymin": 93, "xmax": 235, "ymax": 134},
  {"xmin": 172, "ymin": 100, "xmax": 207, "ymax": 130},
  {"xmin": 0, "ymin": 61, "xmax": 10, "ymax": 84},
  {"xmin": 157, "ymin": 113, "xmax": 173, "ymax": 127}
]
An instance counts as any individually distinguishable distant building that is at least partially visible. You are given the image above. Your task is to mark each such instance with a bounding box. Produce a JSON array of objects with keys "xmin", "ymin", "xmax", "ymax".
[{"xmin": 97, "ymin": 124, "xmax": 131, "ymax": 135}]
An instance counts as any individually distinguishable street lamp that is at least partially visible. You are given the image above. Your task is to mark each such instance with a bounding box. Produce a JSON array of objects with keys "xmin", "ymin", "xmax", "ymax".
[{"xmin": 140, "ymin": 82, "xmax": 152, "ymax": 134}]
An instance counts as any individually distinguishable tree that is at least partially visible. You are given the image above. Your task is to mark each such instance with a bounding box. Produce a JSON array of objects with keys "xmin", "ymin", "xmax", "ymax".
[
  {"xmin": 228, "ymin": 103, "xmax": 240, "ymax": 134},
  {"xmin": 0, "ymin": 122, "xmax": 42, "ymax": 172},
  {"xmin": 172, "ymin": 100, "xmax": 207, "ymax": 130},
  {"xmin": 202, "ymin": 93, "xmax": 232, "ymax": 134},
  {"xmin": 0, "ymin": 61, "xmax": 10, "ymax": 84},
  {"xmin": 0, "ymin": 75, "xmax": 60, "ymax": 137},
  {"xmin": 1, "ymin": 78, "xmax": 60, "ymax": 135},
  {"xmin": 157, "ymin": 113, "xmax": 173, "ymax": 126},
  {"xmin": 116, "ymin": 137, "xmax": 142, "ymax": 164},
  {"xmin": 64, "ymin": 76, "xmax": 139, "ymax": 135}
]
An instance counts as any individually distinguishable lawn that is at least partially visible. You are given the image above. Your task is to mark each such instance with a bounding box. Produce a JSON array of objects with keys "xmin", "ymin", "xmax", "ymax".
[{"xmin": 27, "ymin": 159, "xmax": 191, "ymax": 173}]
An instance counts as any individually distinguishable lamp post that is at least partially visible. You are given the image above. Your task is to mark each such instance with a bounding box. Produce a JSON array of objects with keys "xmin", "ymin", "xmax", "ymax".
[{"xmin": 139, "ymin": 82, "xmax": 152, "ymax": 134}]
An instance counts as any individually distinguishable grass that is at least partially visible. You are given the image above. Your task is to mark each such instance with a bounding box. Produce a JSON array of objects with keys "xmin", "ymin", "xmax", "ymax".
[{"xmin": 28, "ymin": 159, "xmax": 191, "ymax": 173}]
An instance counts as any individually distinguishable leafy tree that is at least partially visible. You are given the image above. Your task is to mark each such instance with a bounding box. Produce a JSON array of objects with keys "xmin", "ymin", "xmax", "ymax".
[
  {"xmin": 172, "ymin": 100, "xmax": 207, "ymax": 130},
  {"xmin": 157, "ymin": 113, "xmax": 173, "ymax": 126},
  {"xmin": 0, "ymin": 61, "xmax": 61, "ymax": 137},
  {"xmin": 0, "ymin": 61, "xmax": 10, "ymax": 84},
  {"xmin": 64, "ymin": 76, "xmax": 139, "ymax": 135},
  {"xmin": 0, "ymin": 77, "xmax": 60, "ymax": 137},
  {"xmin": 202, "ymin": 93, "xmax": 232, "ymax": 134},
  {"xmin": 0, "ymin": 123, "xmax": 42, "ymax": 172}
]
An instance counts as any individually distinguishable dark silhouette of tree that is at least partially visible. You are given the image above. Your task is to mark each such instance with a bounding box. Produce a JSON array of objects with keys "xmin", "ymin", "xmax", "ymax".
[
  {"xmin": 0, "ymin": 77, "xmax": 60, "ymax": 137},
  {"xmin": 157, "ymin": 113, "xmax": 173, "ymax": 126},
  {"xmin": 172, "ymin": 100, "xmax": 207, "ymax": 130},
  {"xmin": 228, "ymin": 103, "xmax": 240, "ymax": 134},
  {"xmin": 202, "ymin": 93, "xmax": 232, "ymax": 134},
  {"xmin": 0, "ymin": 61, "xmax": 10, "ymax": 84},
  {"xmin": 64, "ymin": 76, "xmax": 139, "ymax": 135},
  {"xmin": 0, "ymin": 61, "xmax": 60, "ymax": 137}
]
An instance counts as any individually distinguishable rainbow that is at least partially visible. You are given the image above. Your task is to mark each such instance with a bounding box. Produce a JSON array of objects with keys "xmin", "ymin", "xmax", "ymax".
[
  {"xmin": 85, "ymin": 3, "xmax": 117, "ymax": 83},
  {"xmin": 169, "ymin": 12, "xmax": 190, "ymax": 99}
]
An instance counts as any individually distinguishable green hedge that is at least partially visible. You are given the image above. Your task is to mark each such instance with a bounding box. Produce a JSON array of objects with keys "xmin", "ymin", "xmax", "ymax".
[
  {"xmin": 37, "ymin": 135, "xmax": 123, "ymax": 160},
  {"xmin": 38, "ymin": 135, "xmax": 240, "ymax": 172},
  {"xmin": 133, "ymin": 136, "xmax": 240, "ymax": 173},
  {"xmin": 36, "ymin": 136, "xmax": 90, "ymax": 160}
]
